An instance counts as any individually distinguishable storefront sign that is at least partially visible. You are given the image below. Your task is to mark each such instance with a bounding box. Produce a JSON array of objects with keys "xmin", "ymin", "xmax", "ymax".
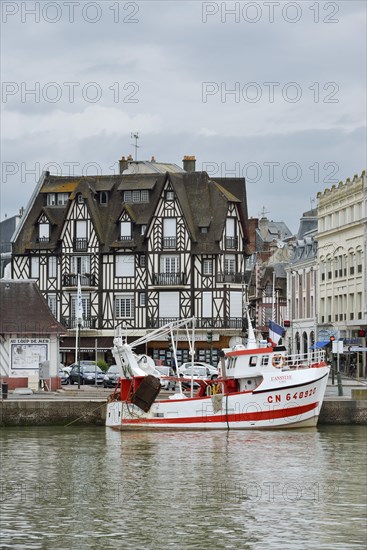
[{"xmin": 10, "ymin": 338, "xmax": 49, "ymax": 377}]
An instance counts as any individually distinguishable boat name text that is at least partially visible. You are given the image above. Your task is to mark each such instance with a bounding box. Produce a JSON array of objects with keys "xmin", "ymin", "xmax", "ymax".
[
  {"xmin": 267, "ymin": 387, "xmax": 317, "ymax": 403},
  {"xmin": 271, "ymin": 375, "xmax": 292, "ymax": 382}
]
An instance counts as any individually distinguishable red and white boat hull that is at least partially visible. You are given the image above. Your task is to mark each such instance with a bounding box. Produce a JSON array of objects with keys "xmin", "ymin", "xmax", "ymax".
[{"xmin": 106, "ymin": 366, "xmax": 329, "ymax": 430}]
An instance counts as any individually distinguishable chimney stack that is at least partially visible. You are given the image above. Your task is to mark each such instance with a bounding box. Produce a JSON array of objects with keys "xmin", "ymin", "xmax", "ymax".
[
  {"xmin": 183, "ymin": 155, "xmax": 196, "ymax": 172},
  {"xmin": 119, "ymin": 156, "xmax": 128, "ymax": 174}
]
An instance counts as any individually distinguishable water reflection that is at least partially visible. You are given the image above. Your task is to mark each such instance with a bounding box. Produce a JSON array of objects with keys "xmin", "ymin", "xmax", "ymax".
[{"xmin": 0, "ymin": 426, "xmax": 366, "ymax": 549}]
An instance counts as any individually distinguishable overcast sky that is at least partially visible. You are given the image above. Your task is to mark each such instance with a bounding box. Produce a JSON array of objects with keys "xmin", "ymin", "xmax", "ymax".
[{"xmin": 1, "ymin": 0, "xmax": 366, "ymax": 233}]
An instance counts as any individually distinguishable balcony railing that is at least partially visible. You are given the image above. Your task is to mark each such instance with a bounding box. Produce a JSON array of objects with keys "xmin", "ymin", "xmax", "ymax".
[
  {"xmin": 36, "ymin": 236, "xmax": 50, "ymax": 243},
  {"xmin": 216, "ymin": 272, "xmax": 245, "ymax": 284},
  {"xmin": 225, "ymin": 237, "xmax": 238, "ymax": 249},
  {"xmin": 162, "ymin": 237, "xmax": 177, "ymax": 249},
  {"xmin": 147, "ymin": 317, "xmax": 245, "ymax": 330},
  {"xmin": 73, "ymin": 238, "xmax": 88, "ymax": 251},
  {"xmin": 63, "ymin": 273, "xmax": 96, "ymax": 287},
  {"xmin": 61, "ymin": 316, "xmax": 97, "ymax": 329},
  {"xmin": 153, "ymin": 272, "xmax": 187, "ymax": 285}
]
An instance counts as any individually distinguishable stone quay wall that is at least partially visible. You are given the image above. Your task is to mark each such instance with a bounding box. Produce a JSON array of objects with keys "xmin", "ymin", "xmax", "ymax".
[{"xmin": 0, "ymin": 395, "xmax": 366, "ymax": 427}]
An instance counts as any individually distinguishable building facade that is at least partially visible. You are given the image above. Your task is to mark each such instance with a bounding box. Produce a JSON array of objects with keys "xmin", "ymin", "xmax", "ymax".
[
  {"xmin": 246, "ymin": 215, "xmax": 293, "ymax": 340},
  {"xmin": 11, "ymin": 157, "xmax": 250, "ymax": 367},
  {"xmin": 317, "ymin": 171, "xmax": 366, "ymax": 375},
  {"xmin": 286, "ymin": 209, "xmax": 318, "ymax": 356},
  {"xmin": 0, "ymin": 280, "xmax": 65, "ymax": 390}
]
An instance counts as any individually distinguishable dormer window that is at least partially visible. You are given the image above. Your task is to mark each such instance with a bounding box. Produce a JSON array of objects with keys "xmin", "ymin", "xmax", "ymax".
[
  {"xmin": 47, "ymin": 193, "xmax": 56, "ymax": 206},
  {"xmin": 120, "ymin": 221, "xmax": 132, "ymax": 241},
  {"xmin": 200, "ymin": 227, "xmax": 208, "ymax": 234},
  {"xmin": 123, "ymin": 190, "xmax": 149, "ymax": 203},
  {"xmin": 163, "ymin": 218, "xmax": 177, "ymax": 248},
  {"xmin": 57, "ymin": 193, "xmax": 69, "ymax": 205},
  {"xmin": 99, "ymin": 191, "xmax": 108, "ymax": 205},
  {"xmin": 141, "ymin": 224, "xmax": 147, "ymax": 235},
  {"xmin": 38, "ymin": 223, "xmax": 50, "ymax": 242},
  {"xmin": 47, "ymin": 192, "xmax": 68, "ymax": 206}
]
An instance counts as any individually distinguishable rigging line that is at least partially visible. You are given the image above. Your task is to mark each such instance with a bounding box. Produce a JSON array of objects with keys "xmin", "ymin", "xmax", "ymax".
[
  {"xmin": 226, "ymin": 394, "xmax": 230, "ymax": 431},
  {"xmin": 63, "ymin": 400, "xmax": 107, "ymax": 427}
]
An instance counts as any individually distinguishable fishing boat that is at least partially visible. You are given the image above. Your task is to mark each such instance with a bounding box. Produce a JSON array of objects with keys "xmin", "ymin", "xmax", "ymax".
[{"xmin": 106, "ymin": 316, "xmax": 330, "ymax": 431}]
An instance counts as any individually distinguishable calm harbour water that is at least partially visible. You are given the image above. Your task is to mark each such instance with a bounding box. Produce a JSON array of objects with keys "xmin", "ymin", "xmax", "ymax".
[{"xmin": 0, "ymin": 425, "xmax": 366, "ymax": 550}]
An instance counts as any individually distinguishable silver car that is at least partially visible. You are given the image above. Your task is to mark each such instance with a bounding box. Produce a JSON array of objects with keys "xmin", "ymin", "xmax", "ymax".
[{"xmin": 178, "ymin": 362, "xmax": 218, "ymax": 380}]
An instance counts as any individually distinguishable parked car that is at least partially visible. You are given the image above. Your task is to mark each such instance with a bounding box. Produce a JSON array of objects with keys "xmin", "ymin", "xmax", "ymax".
[
  {"xmin": 68, "ymin": 362, "xmax": 105, "ymax": 385},
  {"xmin": 178, "ymin": 362, "xmax": 218, "ymax": 380},
  {"xmin": 155, "ymin": 365, "xmax": 176, "ymax": 390},
  {"xmin": 58, "ymin": 367, "xmax": 69, "ymax": 385},
  {"xmin": 103, "ymin": 364, "xmax": 123, "ymax": 388}
]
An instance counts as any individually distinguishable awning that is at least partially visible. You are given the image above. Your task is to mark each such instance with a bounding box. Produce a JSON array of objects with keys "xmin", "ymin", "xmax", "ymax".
[{"xmin": 310, "ymin": 341, "xmax": 329, "ymax": 349}]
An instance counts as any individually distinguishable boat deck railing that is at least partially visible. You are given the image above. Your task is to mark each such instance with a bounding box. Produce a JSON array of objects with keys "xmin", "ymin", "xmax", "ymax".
[{"xmin": 282, "ymin": 349, "xmax": 327, "ymax": 369}]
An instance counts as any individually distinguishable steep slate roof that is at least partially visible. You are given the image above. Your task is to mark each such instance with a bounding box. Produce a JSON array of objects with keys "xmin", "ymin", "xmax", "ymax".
[
  {"xmin": 296, "ymin": 209, "xmax": 317, "ymax": 240},
  {"xmin": 12, "ymin": 170, "xmax": 249, "ymax": 255},
  {"xmin": 0, "ymin": 280, "xmax": 65, "ymax": 335}
]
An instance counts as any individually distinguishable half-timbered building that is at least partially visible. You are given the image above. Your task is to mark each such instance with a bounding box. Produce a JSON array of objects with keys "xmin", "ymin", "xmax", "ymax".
[{"xmin": 11, "ymin": 156, "xmax": 250, "ymax": 367}]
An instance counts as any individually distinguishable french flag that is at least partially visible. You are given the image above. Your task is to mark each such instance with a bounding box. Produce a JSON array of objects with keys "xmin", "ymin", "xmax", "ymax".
[{"xmin": 269, "ymin": 320, "xmax": 285, "ymax": 345}]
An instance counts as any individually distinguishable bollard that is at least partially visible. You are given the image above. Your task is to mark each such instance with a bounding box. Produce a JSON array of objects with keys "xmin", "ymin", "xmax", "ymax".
[
  {"xmin": 337, "ymin": 372, "xmax": 343, "ymax": 396},
  {"xmin": 331, "ymin": 367, "xmax": 335, "ymax": 385},
  {"xmin": 2, "ymin": 382, "xmax": 9, "ymax": 399}
]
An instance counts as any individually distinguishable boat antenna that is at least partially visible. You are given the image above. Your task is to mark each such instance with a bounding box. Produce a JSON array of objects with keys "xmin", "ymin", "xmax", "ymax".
[{"xmin": 243, "ymin": 284, "xmax": 257, "ymax": 349}]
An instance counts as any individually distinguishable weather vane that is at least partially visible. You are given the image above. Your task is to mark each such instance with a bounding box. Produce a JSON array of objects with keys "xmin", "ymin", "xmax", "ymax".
[{"xmin": 130, "ymin": 132, "xmax": 140, "ymax": 161}]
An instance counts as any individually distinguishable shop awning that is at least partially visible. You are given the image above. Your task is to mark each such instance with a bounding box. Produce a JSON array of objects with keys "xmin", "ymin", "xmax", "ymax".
[{"xmin": 310, "ymin": 341, "xmax": 330, "ymax": 349}]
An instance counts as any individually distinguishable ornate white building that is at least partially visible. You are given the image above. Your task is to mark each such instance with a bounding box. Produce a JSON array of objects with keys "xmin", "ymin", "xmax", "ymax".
[
  {"xmin": 317, "ymin": 171, "xmax": 366, "ymax": 375},
  {"xmin": 286, "ymin": 209, "xmax": 318, "ymax": 356}
]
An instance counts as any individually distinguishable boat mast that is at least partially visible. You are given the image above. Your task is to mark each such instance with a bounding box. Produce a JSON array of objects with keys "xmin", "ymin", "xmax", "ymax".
[{"xmin": 243, "ymin": 284, "xmax": 257, "ymax": 349}]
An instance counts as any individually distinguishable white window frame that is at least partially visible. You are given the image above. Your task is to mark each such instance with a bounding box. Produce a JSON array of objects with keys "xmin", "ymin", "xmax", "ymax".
[
  {"xmin": 226, "ymin": 218, "xmax": 235, "ymax": 237},
  {"xmin": 124, "ymin": 191, "xmax": 132, "ymax": 202},
  {"xmin": 47, "ymin": 193, "xmax": 56, "ymax": 206},
  {"xmin": 203, "ymin": 259, "xmax": 213, "ymax": 275},
  {"xmin": 139, "ymin": 292, "xmax": 146, "ymax": 307},
  {"xmin": 76, "ymin": 221, "xmax": 87, "ymax": 238},
  {"xmin": 30, "ymin": 257, "xmax": 39, "ymax": 279},
  {"xmin": 163, "ymin": 218, "xmax": 176, "ymax": 237},
  {"xmin": 115, "ymin": 294, "xmax": 134, "ymax": 319},
  {"xmin": 99, "ymin": 192, "xmax": 108, "ymax": 205},
  {"xmin": 48, "ymin": 256, "xmax": 57, "ymax": 278},
  {"xmin": 57, "ymin": 193, "xmax": 69, "ymax": 205},
  {"xmin": 160, "ymin": 255, "xmax": 179, "ymax": 273},
  {"xmin": 120, "ymin": 221, "xmax": 132, "ymax": 239},
  {"xmin": 39, "ymin": 223, "xmax": 50, "ymax": 240},
  {"xmin": 141, "ymin": 190, "xmax": 149, "ymax": 202},
  {"xmin": 116, "ymin": 255, "xmax": 135, "ymax": 277},
  {"xmin": 224, "ymin": 254, "xmax": 236, "ymax": 274},
  {"xmin": 48, "ymin": 294, "xmax": 57, "ymax": 317},
  {"xmin": 70, "ymin": 256, "xmax": 90, "ymax": 275}
]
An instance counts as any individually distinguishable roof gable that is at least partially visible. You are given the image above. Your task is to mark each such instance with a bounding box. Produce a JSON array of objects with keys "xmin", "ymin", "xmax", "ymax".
[{"xmin": 0, "ymin": 280, "xmax": 65, "ymax": 335}]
